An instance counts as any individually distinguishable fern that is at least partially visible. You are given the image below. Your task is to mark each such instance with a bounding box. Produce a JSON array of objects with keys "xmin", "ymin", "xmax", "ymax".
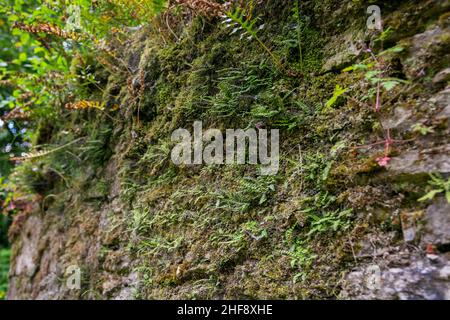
[
  {"xmin": 418, "ymin": 174, "xmax": 450, "ymax": 203},
  {"xmin": 65, "ymin": 101, "xmax": 106, "ymax": 111},
  {"xmin": 323, "ymin": 85, "xmax": 348, "ymax": 112},
  {"xmin": 224, "ymin": 6, "xmax": 301, "ymax": 77},
  {"xmin": 13, "ymin": 22, "xmax": 85, "ymax": 41},
  {"xmin": 10, "ymin": 138, "xmax": 85, "ymax": 162},
  {"xmin": 224, "ymin": 7, "xmax": 284, "ymax": 72}
]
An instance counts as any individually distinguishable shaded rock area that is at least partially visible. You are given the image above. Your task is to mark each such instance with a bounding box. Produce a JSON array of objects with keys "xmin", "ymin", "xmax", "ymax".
[{"xmin": 7, "ymin": 156, "xmax": 137, "ymax": 300}]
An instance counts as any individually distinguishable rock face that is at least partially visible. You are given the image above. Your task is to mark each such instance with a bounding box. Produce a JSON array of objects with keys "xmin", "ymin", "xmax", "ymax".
[
  {"xmin": 341, "ymin": 196, "xmax": 450, "ymax": 300},
  {"xmin": 388, "ymin": 144, "xmax": 450, "ymax": 175},
  {"xmin": 422, "ymin": 197, "xmax": 450, "ymax": 248},
  {"xmin": 6, "ymin": 0, "xmax": 450, "ymax": 300},
  {"xmin": 7, "ymin": 159, "xmax": 137, "ymax": 300},
  {"xmin": 341, "ymin": 251, "xmax": 450, "ymax": 300}
]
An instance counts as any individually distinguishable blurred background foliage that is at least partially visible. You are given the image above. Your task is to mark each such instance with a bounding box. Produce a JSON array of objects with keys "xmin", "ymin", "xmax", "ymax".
[
  {"xmin": 0, "ymin": 1, "xmax": 168, "ymax": 295},
  {"xmin": 0, "ymin": 0, "xmax": 169, "ymax": 206}
]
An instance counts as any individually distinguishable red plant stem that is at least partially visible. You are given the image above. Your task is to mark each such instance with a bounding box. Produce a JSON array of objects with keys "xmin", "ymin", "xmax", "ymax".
[
  {"xmin": 352, "ymin": 136, "xmax": 414, "ymax": 150},
  {"xmin": 355, "ymin": 46, "xmax": 416, "ymax": 164}
]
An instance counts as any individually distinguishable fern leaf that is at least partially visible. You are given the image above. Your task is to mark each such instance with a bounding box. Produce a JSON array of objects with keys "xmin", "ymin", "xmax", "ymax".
[
  {"xmin": 10, "ymin": 138, "xmax": 85, "ymax": 162},
  {"xmin": 10, "ymin": 150, "xmax": 53, "ymax": 162},
  {"xmin": 65, "ymin": 101, "xmax": 105, "ymax": 111}
]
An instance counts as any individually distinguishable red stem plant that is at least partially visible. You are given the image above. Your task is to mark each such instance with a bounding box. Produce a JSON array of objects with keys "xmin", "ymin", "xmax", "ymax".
[{"xmin": 354, "ymin": 47, "xmax": 413, "ymax": 167}]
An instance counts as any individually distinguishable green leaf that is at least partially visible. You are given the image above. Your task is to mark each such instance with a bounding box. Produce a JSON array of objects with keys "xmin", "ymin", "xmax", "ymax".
[
  {"xmin": 20, "ymin": 33, "xmax": 30, "ymax": 44},
  {"xmin": 418, "ymin": 189, "xmax": 443, "ymax": 202},
  {"xmin": 34, "ymin": 47, "xmax": 46, "ymax": 54},
  {"xmin": 323, "ymin": 85, "xmax": 347, "ymax": 112},
  {"xmin": 18, "ymin": 52, "xmax": 27, "ymax": 62},
  {"xmin": 365, "ymin": 70, "xmax": 382, "ymax": 81},
  {"xmin": 8, "ymin": 14, "xmax": 18, "ymax": 22},
  {"xmin": 322, "ymin": 162, "xmax": 333, "ymax": 181},
  {"xmin": 342, "ymin": 65, "xmax": 354, "ymax": 72},
  {"xmin": 259, "ymin": 194, "xmax": 267, "ymax": 205},
  {"xmin": 343, "ymin": 64, "xmax": 368, "ymax": 72},
  {"xmin": 382, "ymin": 80, "xmax": 400, "ymax": 91},
  {"xmin": 380, "ymin": 46, "xmax": 404, "ymax": 55}
]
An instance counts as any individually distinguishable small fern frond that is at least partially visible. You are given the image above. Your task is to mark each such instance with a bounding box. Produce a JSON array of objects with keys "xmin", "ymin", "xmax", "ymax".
[
  {"xmin": 10, "ymin": 150, "xmax": 52, "ymax": 162},
  {"xmin": 65, "ymin": 101, "xmax": 106, "ymax": 111},
  {"xmin": 10, "ymin": 138, "xmax": 85, "ymax": 162},
  {"xmin": 13, "ymin": 22, "xmax": 86, "ymax": 41},
  {"xmin": 223, "ymin": 5, "xmax": 302, "ymax": 77},
  {"xmin": 224, "ymin": 7, "xmax": 285, "ymax": 70},
  {"xmin": 223, "ymin": 8, "xmax": 260, "ymax": 42}
]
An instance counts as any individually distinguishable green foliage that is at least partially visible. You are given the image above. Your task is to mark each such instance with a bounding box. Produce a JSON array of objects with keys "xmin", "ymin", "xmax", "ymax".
[
  {"xmin": 298, "ymin": 191, "xmax": 353, "ymax": 237},
  {"xmin": 0, "ymin": 248, "xmax": 10, "ymax": 299},
  {"xmin": 214, "ymin": 176, "xmax": 277, "ymax": 213},
  {"xmin": 285, "ymin": 225, "xmax": 317, "ymax": 283},
  {"xmin": 306, "ymin": 209, "xmax": 353, "ymax": 237},
  {"xmin": 224, "ymin": 6, "xmax": 284, "ymax": 71},
  {"xmin": 343, "ymin": 56, "xmax": 409, "ymax": 101},
  {"xmin": 106, "ymin": 0, "xmax": 168, "ymax": 24},
  {"xmin": 364, "ymin": 70, "xmax": 407, "ymax": 91},
  {"xmin": 411, "ymin": 123, "xmax": 434, "ymax": 136},
  {"xmin": 205, "ymin": 66, "xmax": 272, "ymax": 119},
  {"xmin": 418, "ymin": 174, "xmax": 450, "ymax": 203},
  {"xmin": 0, "ymin": 0, "xmax": 168, "ymax": 164},
  {"xmin": 242, "ymin": 220, "xmax": 267, "ymax": 240},
  {"xmin": 323, "ymin": 84, "xmax": 347, "ymax": 112},
  {"xmin": 299, "ymin": 151, "xmax": 330, "ymax": 186}
]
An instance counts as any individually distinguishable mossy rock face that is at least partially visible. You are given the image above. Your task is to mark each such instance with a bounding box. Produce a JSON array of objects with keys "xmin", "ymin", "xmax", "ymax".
[{"xmin": 6, "ymin": 0, "xmax": 450, "ymax": 299}]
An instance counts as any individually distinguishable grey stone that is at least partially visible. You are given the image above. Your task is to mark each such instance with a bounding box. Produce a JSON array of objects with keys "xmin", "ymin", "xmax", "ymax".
[
  {"xmin": 422, "ymin": 197, "xmax": 450, "ymax": 246},
  {"xmin": 439, "ymin": 265, "xmax": 450, "ymax": 279},
  {"xmin": 388, "ymin": 144, "xmax": 450, "ymax": 175},
  {"xmin": 381, "ymin": 107, "xmax": 413, "ymax": 130},
  {"xmin": 402, "ymin": 26, "xmax": 449, "ymax": 80},
  {"xmin": 403, "ymin": 227, "xmax": 416, "ymax": 243},
  {"xmin": 341, "ymin": 251, "xmax": 450, "ymax": 300},
  {"xmin": 433, "ymin": 68, "xmax": 450, "ymax": 84},
  {"xmin": 321, "ymin": 30, "xmax": 363, "ymax": 72}
]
